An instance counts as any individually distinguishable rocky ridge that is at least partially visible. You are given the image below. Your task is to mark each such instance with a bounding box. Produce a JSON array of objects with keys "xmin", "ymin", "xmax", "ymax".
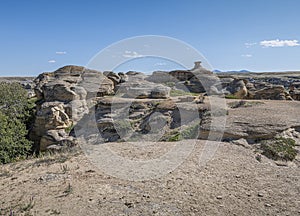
[{"xmin": 3, "ymin": 63, "xmax": 300, "ymax": 152}]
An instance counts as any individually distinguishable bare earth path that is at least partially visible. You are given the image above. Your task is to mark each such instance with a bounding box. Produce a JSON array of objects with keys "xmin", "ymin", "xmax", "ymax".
[{"xmin": 1, "ymin": 140, "xmax": 299, "ymax": 216}]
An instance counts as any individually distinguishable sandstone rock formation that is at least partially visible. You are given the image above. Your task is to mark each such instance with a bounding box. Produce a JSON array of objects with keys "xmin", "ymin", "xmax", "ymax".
[
  {"xmin": 31, "ymin": 65, "xmax": 116, "ymax": 150},
  {"xmin": 28, "ymin": 64, "xmax": 300, "ymax": 152},
  {"xmin": 117, "ymin": 72, "xmax": 171, "ymax": 99},
  {"xmin": 200, "ymin": 100, "xmax": 300, "ymax": 142}
]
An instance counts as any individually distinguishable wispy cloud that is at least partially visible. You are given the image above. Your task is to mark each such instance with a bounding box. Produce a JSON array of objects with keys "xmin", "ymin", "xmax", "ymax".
[
  {"xmin": 56, "ymin": 51, "xmax": 67, "ymax": 55},
  {"xmin": 48, "ymin": 60, "xmax": 56, "ymax": 63},
  {"xmin": 154, "ymin": 62, "xmax": 167, "ymax": 66},
  {"xmin": 123, "ymin": 51, "xmax": 143, "ymax": 58},
  {"xmin": 241, "ymin": 54, "xmax": 252, "ymax": 58},
  {"xmin": 245, "ymin": 42, "xmax": 256, "ymax": 48},
  {"xmin": 260, "ymin": 39, "xmax": 300, "ymax": 47}
]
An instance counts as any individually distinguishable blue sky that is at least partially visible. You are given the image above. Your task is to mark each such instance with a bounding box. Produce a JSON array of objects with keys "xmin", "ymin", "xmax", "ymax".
[{"xmin": 1, "ymin": 0, "xmax": 300, "ymax": 76}]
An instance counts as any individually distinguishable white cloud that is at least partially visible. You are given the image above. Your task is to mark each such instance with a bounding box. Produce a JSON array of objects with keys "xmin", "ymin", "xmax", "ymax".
[
  {"xmin": 241, "ymin": 54, "xmax": 252, "ymax": 58},
  {"xmin": 123, "ymin": 51, "xmax": 143, "ymax": 58},
  {"xmin": 48, "ymin": 60, "xmax": 56, "ymax": 63},
  {"xmin": 56, "ymin": 51, "xmax": 67, "ymax": 55},
  {"xmin": 245, "ymin": 42, "xmax": 257, "ymax": 48},
  {"xmin": 260, "ymin": 39, "xmax": 300, "ymax": 47},
  {"xmin": 154, "ymin": 62, "xmax": 167, "ymax": 66}
]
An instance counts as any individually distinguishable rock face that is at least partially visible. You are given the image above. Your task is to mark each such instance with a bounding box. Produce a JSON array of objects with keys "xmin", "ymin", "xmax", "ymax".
[
  {"xmin": 30, "ymin": 66, "xmax": 174, "ymax": 150},
  {"xmin": 147, "ymin": 62, "xmax": 219, "ymax": 94},
  {"xmin": 31, "ymin": 65, "xmax": 115, "ymax": 151},
  {"xmin": 29, "ymin": 64, "xmax": 300, "ymax": 151},
  {"xmin": 117, "ymin": 73, "xmax": 171, "ymax": 99},
  {"xmin": 225, "ymin": 79, "xmax": 248, "ymax": 98},
  {"xmin": 87, "ymin": 97, "xmax": 204, "ymax": 143},
  {"xmin": 289, "ymin": 82, "xmax": 300, "ymax": 100},
  {"xmin": 200, "ymin": 100, "xmax": 300, "ymax": 142},
  {"xmin": 220, "ymin": 77, "xmax": 292, "ymax": 100},
  {"xmin": 248, "ymin": 84, "xmax": 288, "ymax": 100}
]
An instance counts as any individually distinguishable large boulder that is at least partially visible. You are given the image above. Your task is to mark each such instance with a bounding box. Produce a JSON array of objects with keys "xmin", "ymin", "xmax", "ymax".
[
  {"xmin": 40, "ymin": 129, "xmax": 76, "ymax": 151},
  {"xmin": 248, "ymin": 84, "xmax": 288, "ymax": 100},
  {"xmin": 290, "ymin": 89, "xmax": 300, "ymax": 100},
  {"xmin": 225, "ymin": 79, "xmax": 248, "ymax": 98},
  {"xmin": 34, "ymin": 65, "xmax": 114, "ymax": 100}
]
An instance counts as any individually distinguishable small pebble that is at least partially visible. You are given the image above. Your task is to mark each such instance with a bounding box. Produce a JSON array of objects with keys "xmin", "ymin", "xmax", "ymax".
[
  {"xmin": 265, "ymin": 203, "xmax": 271, "ymax": 207},
  {"xmin": 258, "ymin": 192, "xmax": 264, "ymax": 197}
]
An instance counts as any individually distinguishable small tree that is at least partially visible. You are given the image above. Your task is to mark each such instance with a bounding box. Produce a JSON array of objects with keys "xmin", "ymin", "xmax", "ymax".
[{"xmin": 0, "ymin": 82, "xmax": 34, "ymax": 163}]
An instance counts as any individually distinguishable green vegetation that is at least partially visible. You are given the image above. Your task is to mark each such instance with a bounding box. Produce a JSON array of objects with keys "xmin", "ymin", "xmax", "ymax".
[
  {"xmin": 170, "ymin": 89, "xmax": 198, "ymax": 97},
  {"xmin": 225, "ymin": 94, "xmax": 239, "ymax": 99},
  {"xmin": 164, "ymin": 82, "xmax": 175, "ymax": 87},
  {"xmin": 115, "ymin": 119, "xmax": 132, "ymax": 131},
  {"xmin": 181, "ymin": 123, "xmax": 199, "ymax": 139},
  {"xmin": 167, "ymin": 122, "xmax": 199, "ymax": 142},
  {"xmin": 167, "ymin": 133, "xmax": 182, "ymax": 142},
  {"xmin": 0, "ymin": 82, "xmax": 34, "ymax": 164},
  {"xmin": 65, "ymin": 122, "xmax": 74, "ymax": 134},
  {"xmin": 228, "ymin": 100, "xmax": 264, "ymax": 109},
  {"xmin": 261, "ymin": 137, "xmax": 297, "ymax": 161}
]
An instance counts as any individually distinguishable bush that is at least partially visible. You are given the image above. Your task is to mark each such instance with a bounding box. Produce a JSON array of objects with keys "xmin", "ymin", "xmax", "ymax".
[
  {"xmin": 0, "ymin": 82, "xmax": 34, "ymax": 164},
  {"xmin": 0, "ymin": 111, "xmax": 32, "ymax": 163},
  {"xmin": 261, "ymin": 137, "xmax": 297, "ymax": 161}
]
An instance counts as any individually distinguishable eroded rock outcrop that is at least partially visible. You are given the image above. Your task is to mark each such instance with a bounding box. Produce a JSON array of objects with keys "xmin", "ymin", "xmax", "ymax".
[
  {"xmin": 31, "ymin": 65, "xmax": 115, "ymax": 150},
  {"xmin": 117, "ymin": 72, "xmax": 171, "ymax": 99},
  {"xmin": 220, "ymin": 78, "xmax": 292, "ymax": 100},
  {"xmin": 29, "ymin": 64, "xmax": 300, "ymax": 152}
]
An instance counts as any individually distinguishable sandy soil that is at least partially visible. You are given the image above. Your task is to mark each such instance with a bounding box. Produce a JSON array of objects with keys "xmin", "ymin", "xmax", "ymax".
[{"xmin": 1, "ymin": 140, "xmax": 299, "ymax": 216}]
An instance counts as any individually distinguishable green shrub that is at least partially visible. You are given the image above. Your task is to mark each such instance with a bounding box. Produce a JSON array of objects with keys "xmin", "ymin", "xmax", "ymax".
[
  {"xmin": 0, "ymin": 82, "xmax": 34, "ymax": 121},
  {"xmin": 0, "ymin": 111, "xmax": 32, "ymax": 163},
  {"xmin": 261, "ymin": 137, "xmax": 297, "ymax": 161},
  {"xmin": 164, "ymin": 82, "xmax": 175, "ymax": 87},
  {"xmin": 0, "ymin": 82, "xmax": 34, "ymax": 164},
  {"xmin": 167, "ymin": 133, "xmax": 182, "ymax": 142},
  {"xmin": 167, "ymin": 122, "xmax": 199, "ymax": 142}
]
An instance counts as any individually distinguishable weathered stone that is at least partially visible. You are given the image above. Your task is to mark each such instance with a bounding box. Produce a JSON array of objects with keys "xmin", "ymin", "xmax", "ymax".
[
  {"xmin": 226, "ymin": 79, "xmax": 248, "ymax": 98},
  {"xmin": 119, "ymin": 80, "xmax": 170, "ymax": 99},
  {"xmin": 40, "ymin": 129, "xmax": 76, "ymax": 151},
  {"xmin": 249, "ymin": 84, "xmax": 287, "ymax": 100},
  {"xmin": 290, "ymin": 89, "xmax": 300, "ymax": 100},
  {"xmin": 104, "ymin": 71, "xmax": 121, "ymax": 87},
  {"xmin": 31, "ymin": 66, "xmax": 113, "ymax": 151}
]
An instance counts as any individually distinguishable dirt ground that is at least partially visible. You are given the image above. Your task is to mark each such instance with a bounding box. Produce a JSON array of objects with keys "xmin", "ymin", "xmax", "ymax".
[{"xmin": 1, "ymin": 140, "xmax": 299, "ymax": 216}]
